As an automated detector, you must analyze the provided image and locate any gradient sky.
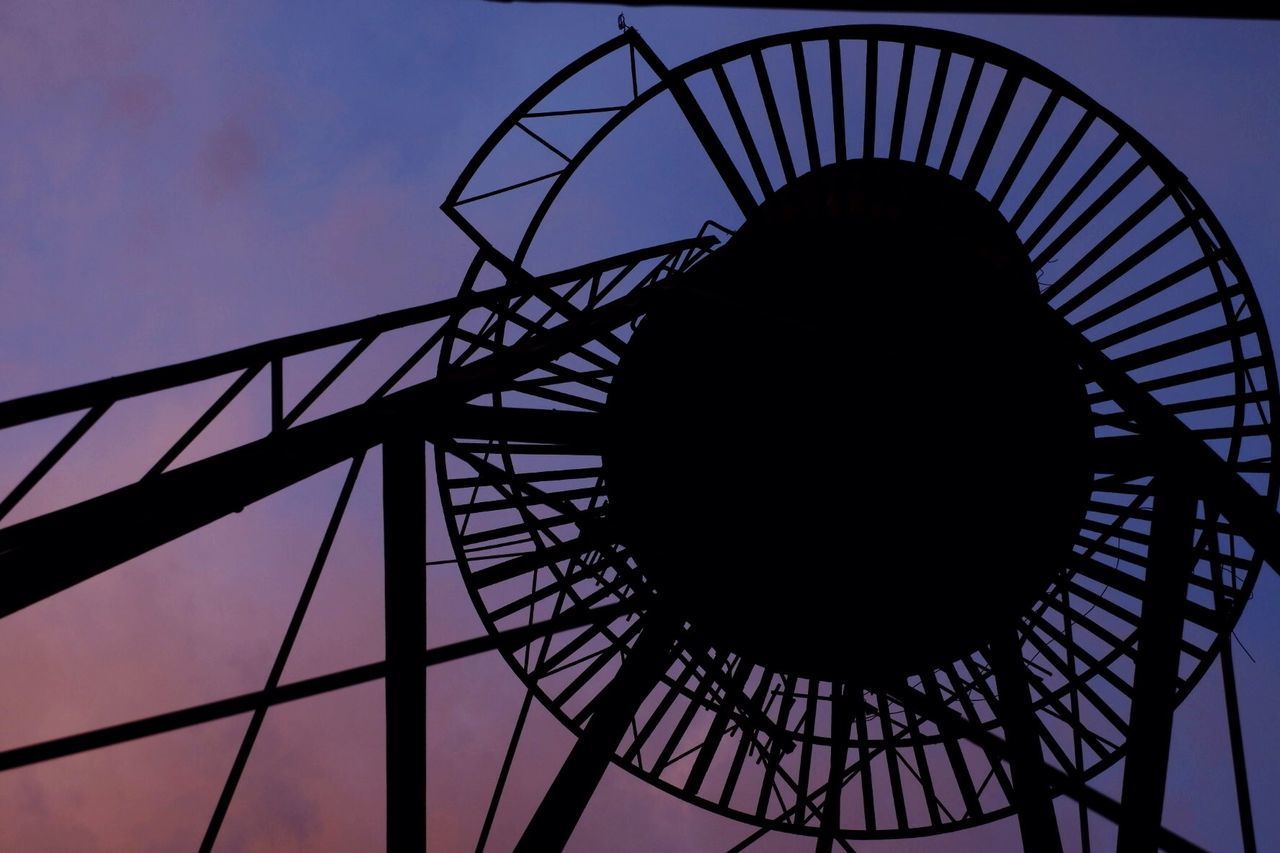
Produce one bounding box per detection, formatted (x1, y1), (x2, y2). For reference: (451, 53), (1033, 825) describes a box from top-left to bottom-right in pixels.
(0, 1), (1278, 851)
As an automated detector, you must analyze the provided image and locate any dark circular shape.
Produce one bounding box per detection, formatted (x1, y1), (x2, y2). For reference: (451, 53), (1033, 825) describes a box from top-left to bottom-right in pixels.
(603, 159), (1093, 682)
(440, 24), (1279, 841)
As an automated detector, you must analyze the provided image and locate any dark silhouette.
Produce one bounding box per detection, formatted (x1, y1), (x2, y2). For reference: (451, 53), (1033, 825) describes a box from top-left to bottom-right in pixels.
(0, 24), (1273, 853)
(605, 158), (1091, 684)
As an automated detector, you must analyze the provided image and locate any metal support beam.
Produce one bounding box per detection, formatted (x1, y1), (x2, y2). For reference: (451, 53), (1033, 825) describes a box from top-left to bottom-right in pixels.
(199, 454), (365, 853)
(0, 403), (600, 619)
(1220, 640), (1257, 853)
(515, 624), (674, 852)
(1051, 309), (1280, 575)
(0, 237), (708, 619)
(815, 684), (849, 853)
(0, 598), (638, 774)
(1117, 480), (1196, 852)
(0, 237), (711, 431)
(5, 256), (1280, 624)
(384, 436), (427, 853)
(887, 680), (1207, 853)
(990, 633), (1064, 853)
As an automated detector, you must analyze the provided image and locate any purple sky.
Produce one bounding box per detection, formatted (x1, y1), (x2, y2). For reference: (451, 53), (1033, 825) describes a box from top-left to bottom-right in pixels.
(0, 1), (1278, 850)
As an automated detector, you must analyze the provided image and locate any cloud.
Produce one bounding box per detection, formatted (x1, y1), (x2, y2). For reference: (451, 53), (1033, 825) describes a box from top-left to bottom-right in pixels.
(0, 0), (137, 106)
(201, 115), (263, 198)
(104, 73), (170, 131)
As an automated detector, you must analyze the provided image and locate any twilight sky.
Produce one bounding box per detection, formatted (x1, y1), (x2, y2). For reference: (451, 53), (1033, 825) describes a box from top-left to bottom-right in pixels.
(0, 1), (1278, 851)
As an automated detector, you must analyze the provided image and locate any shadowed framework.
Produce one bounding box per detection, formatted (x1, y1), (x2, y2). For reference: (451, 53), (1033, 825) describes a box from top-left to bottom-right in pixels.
(0, 24), (1275, 853)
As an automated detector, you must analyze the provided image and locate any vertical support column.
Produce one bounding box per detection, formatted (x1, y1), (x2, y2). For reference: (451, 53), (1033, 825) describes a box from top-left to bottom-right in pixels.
(515, 623), (673, 853)
(1062, 586), (1093, 853)
(990, 633), (1064, 853)
(1208, 503), (1259, 853)
(1220, 639), (1257, 853)
(815, 683), (849, 853)
(384, 435), (426, 852)
(1117, 479), (1196, 853)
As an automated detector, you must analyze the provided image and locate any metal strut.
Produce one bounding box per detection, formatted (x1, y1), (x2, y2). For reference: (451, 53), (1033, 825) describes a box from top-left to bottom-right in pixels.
(515, 623), (675, 852)
(990, 633), (1064, 853)
(1117, 479), (1196, 851)
(384, 436), (427, 852)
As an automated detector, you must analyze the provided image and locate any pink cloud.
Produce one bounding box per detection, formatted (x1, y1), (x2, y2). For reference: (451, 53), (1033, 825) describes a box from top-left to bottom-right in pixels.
(201, 116), (263, 198)
(0, 0), (137, 105)
(104, 74), (170, 131)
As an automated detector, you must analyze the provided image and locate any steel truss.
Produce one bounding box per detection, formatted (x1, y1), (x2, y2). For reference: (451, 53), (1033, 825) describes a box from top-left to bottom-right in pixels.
(0, 24), (1275, 853)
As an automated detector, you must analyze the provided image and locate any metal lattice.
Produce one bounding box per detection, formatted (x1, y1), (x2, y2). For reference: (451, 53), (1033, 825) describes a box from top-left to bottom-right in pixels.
(0, 23), (1274, 853)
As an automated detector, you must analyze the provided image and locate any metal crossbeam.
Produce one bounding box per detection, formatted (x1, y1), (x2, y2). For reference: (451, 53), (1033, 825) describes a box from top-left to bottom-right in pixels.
(0, 600), (638, 773)
(1051, 310), (1280, 571)
(0, 267), (673, 618)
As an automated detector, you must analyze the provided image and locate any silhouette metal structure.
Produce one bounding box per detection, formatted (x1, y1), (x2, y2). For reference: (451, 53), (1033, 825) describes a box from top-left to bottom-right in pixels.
(0, 24), (1275, 852)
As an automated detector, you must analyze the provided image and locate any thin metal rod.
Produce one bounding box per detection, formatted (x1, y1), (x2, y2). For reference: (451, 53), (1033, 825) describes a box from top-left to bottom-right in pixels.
(815, 684), (848, 853)
(455, 169), (563, 206)
(476, 689), (535, 853)
(888, 42), (914, 161)
(270, 357), (283, 430)
(0, 403), (109, 522)
(829, 39), (846, 162)
(1219, 619), (1258, 852)
(713, 64), (773, 197)
(0, 598), (638, 773)
(751, 51), (796, 183)
(1009, 112), (1093, 230)
(283, 336), (375, 427)
(854, 695), (876, 831)
(791, 42), (821, 172)
(198, 453), (365, 853)
(963, 69), (1020, 186)
(515, 121), (572, 162)
(145, 365), (263, 479)
(938, 58), (983, 175)
(0, 236), (708, 431)
(863, 40), (877, 158)
(915, 49), (950, 163)
(525, 106), (624, 117)
(991, 90), (1058, 208)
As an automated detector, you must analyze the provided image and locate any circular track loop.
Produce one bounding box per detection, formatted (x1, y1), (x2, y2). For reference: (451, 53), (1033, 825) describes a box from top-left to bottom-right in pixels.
(436, 26), (1278, 840)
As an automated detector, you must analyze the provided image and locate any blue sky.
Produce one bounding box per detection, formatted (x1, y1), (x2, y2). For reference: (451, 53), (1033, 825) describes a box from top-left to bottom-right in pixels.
(0, 2), (1277, 850)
